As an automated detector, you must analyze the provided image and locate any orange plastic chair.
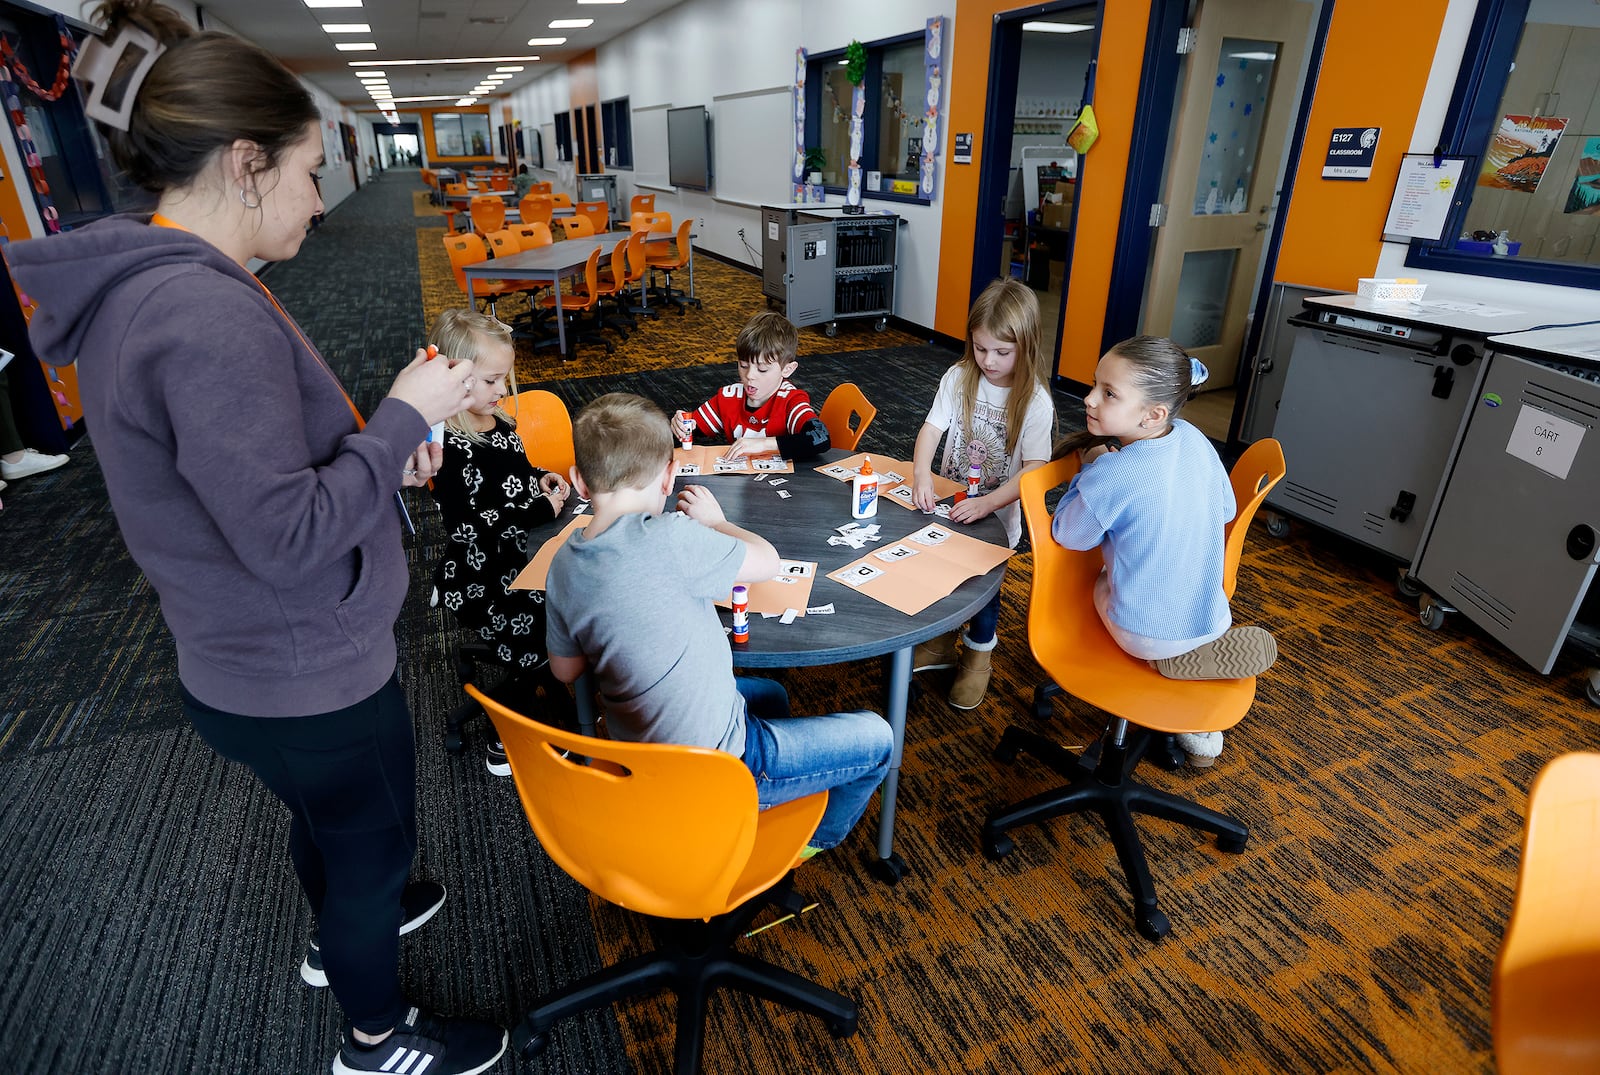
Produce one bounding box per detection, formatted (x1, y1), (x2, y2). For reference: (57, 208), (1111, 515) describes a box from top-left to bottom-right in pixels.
(558, 215), (596, 239)
(550, 192), (573, 208)
(1493, 752), (1600, 1075)
(511, 222), (553, 250)
(496, 389), (574, 477)
(518, 194), (554, 229)
(486, 228), (520, 259)
(628, 192), (656, 216)
(818, 382), (876, 451)
(644, 217), (700, 313)
(466, 684), (858, 1069)
(613, 229), (657, 320)
(529, 181), (553, 196)
(469, 194), (506, 238)
(488, 175), (511, 191)
(442, 232), (537, 319)
(535, 246), (613, 357)
(574, 200), (609, 235)
(630, 210), (671, 234)
(981, 439), (1286, 941)
(588, 236), (632, 339)
(443, 180), (468, 200)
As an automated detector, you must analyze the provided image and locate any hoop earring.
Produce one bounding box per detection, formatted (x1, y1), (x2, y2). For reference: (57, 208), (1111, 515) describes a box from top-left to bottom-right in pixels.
(239, 187), (262, 210)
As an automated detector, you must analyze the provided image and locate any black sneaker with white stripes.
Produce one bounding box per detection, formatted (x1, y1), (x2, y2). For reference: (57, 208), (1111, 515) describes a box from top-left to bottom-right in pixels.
(301, 879), (447, 987)
(331, 1006), (507, 1075)
(485, 740), (511, 777)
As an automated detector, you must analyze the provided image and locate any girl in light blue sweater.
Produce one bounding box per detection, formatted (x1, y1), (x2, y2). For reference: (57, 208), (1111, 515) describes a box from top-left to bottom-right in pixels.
(1050, 336), (1277, 765)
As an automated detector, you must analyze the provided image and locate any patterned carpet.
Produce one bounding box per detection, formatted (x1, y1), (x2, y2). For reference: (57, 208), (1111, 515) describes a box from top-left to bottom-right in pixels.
(4, 170), (1596, 1074)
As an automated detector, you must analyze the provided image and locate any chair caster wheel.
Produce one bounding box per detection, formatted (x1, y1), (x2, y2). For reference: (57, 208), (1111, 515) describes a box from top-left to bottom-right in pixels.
(1217, 833), (1248, 854)
(1136, 907), (1170, 942)
(444, 731), (464, 754)
(867, 852), (909, 885)
(981, 827), (1013, 861)
(827, 1013), (859, 1039)
(512, 1025), (551, 1060)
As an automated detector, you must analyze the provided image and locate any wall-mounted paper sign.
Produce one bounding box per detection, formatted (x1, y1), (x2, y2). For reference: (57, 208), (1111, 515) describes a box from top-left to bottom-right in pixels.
(1323, 126), (1380, 180)
(1506, 404), (1582, 480)
(953, 132), (972, 165)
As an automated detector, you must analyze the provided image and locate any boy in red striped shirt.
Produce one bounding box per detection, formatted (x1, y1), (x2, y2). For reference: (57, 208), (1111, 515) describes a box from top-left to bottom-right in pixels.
(677, 312), (832, 461)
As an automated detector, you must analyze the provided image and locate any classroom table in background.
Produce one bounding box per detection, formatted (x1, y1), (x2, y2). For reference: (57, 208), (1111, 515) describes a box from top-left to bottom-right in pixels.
(551, 449), (1011, 884)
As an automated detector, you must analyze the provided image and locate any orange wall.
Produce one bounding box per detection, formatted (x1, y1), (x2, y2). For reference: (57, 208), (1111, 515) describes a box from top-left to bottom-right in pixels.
(936, 0), (1152, 383)
(1273, 0), (1451, 288)
(568, 51), (600, 172)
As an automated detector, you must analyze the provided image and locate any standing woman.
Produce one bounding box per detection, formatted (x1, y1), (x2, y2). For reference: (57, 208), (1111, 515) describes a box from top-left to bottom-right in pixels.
(7, 3), (507, 1073)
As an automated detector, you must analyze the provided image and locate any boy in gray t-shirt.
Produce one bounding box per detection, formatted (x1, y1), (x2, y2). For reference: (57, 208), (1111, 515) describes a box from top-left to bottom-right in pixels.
(546, 393), (892, 855)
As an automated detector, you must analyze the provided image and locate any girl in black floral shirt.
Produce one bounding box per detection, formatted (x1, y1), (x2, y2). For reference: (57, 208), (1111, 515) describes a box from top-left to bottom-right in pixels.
(429, 309), (570, 774)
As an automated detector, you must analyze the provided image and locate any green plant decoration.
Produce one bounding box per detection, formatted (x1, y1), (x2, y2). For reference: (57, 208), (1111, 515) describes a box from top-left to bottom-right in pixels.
(845, 40), (867, 86)
(803, 147), (827, 172)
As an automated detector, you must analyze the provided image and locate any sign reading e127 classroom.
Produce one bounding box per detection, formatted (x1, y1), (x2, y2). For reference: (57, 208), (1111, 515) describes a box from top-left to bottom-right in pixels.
(1322, 127), (1381, 180)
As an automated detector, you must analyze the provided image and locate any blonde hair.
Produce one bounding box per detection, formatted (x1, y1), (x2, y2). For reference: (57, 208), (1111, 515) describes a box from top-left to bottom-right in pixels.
(572, 393), (673, 493)
(428, 307), (514, 445)
(954, 278), (1053, 457)
(736, 311), (799, 366)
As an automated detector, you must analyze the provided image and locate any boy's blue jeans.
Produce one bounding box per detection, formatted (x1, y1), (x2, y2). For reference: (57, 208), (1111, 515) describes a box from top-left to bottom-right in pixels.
(736, 676), (893, 850)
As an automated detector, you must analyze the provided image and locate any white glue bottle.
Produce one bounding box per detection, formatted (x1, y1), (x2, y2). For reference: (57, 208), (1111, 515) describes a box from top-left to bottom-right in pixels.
(851, 456), (879, 519)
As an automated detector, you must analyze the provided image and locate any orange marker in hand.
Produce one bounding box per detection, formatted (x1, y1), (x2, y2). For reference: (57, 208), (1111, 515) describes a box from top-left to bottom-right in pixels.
(425, 344), (446, 444)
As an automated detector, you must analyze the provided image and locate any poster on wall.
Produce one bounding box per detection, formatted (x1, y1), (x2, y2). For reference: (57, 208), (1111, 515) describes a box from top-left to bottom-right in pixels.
(1477, 114), (1568, 194)
(1563, 137), (1600, 215)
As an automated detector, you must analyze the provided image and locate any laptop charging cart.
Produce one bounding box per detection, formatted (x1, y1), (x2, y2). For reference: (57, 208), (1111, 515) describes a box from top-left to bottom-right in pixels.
(1407, 325), (1600, 703)
(760, 204), (899, 336)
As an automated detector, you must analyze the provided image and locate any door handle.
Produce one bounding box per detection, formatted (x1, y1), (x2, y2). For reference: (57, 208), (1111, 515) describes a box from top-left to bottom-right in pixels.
(1254, 221), (1269, 231)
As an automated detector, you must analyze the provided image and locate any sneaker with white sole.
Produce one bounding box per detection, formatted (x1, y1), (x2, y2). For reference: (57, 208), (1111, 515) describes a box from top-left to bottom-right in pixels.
(330, 1006), (507, 1075)
(0, 448), (68, 481)
(301, 879), (447, 987)
(485, 740), (511, 777)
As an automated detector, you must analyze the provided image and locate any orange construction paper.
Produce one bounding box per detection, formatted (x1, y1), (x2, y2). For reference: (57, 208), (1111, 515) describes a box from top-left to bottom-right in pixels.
(813, 452), (962, 508)
(674, 445), (794, 477)
(826, 522), (1011, 615)
(511, 514), (591, 591)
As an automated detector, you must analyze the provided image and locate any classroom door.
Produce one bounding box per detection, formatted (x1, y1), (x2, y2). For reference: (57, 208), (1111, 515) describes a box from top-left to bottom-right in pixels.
(1139, 0), (1311, 389)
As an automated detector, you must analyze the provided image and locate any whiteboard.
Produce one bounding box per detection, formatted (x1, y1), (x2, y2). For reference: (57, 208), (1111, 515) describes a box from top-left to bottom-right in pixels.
(633, 103), (672, 189)
(712, 86), (791, 208)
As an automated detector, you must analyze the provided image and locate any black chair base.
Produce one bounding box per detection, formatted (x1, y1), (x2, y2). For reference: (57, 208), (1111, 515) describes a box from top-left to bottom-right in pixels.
(511, 873), (858, 1074)
(982, 722), (1248, 942)
(446, 643), (576, 753)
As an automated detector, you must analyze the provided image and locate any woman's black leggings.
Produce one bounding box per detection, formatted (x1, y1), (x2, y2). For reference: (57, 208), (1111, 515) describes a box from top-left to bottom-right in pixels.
(183, 675), (417, 1034)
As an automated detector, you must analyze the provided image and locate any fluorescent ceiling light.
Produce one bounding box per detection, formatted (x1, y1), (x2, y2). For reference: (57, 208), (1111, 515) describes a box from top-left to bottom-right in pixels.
(1227, 51), (1278, 61)
(495, 66), (524, 72)
(1021, 21), (1093, 33)
(356, 70), (386, 78)
(321, 23), (370, 32)
(455, 98), (478, 106)
(526, 37), (567, 45)
(386, 95), (468, 103)
(550, 19), (593, 28)
(304, 0), (362, 7)
(335, 42), (378, 51)
(349, 56), (541, 66)
(578, 0), (626, 4)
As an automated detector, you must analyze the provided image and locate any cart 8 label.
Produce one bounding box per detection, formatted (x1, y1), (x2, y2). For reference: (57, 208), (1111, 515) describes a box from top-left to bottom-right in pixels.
(1506, 404), (1583, 480)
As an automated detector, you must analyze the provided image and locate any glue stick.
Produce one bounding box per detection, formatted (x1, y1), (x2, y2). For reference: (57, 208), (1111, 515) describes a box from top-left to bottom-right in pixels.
(966, 459), (983, 500)
(424, 344), (446, 445)
(851, 457), (879, 520)
(674, 410), (696, 450)
(731, 585), (750, 643)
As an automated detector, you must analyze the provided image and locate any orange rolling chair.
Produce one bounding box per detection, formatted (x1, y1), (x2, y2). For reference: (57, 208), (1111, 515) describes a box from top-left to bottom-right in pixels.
(613, 229), (658, 320)
(496, 389), (574, 478)
(550, 192), (573, 208)
(574, 200), (610, 235)
(644, 217), (700, 313)
(630, 210), (671, 234)
(529, 181), (552, 196)
(1493, 752), (1600, 1075)
(819, 383), (876, 451)
(443, 179), (468, 200)
(488, 175), (511, 191)
(485, 228), (520, 259)
(557, 215), (595, 240)
(628, 192), (656, 216)
(586, 236), (633, 339)
(442, 232), (538, 320)
(466, 685), (859, 1073)
(518, 193), (554, 229)
(981, 438), (1286, 941)
(535, 246), (613, 358)
(469, 194), (506, 238)
(511, 222), (553, 250)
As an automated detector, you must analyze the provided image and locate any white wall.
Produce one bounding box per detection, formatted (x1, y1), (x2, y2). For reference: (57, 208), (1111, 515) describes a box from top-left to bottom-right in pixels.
(1375, 0), (1597, 319)
(505, 0), (952, 331)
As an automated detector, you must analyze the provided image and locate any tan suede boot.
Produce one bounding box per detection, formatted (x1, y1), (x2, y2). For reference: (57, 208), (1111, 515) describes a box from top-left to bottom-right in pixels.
(912, 631), (960, 672)
(948, 644), (994, 710)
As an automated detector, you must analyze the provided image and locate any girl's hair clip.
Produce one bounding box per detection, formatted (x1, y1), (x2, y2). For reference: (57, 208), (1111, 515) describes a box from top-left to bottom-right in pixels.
(1189, 356), (1210, 387)
(72, 23), (166, 133)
